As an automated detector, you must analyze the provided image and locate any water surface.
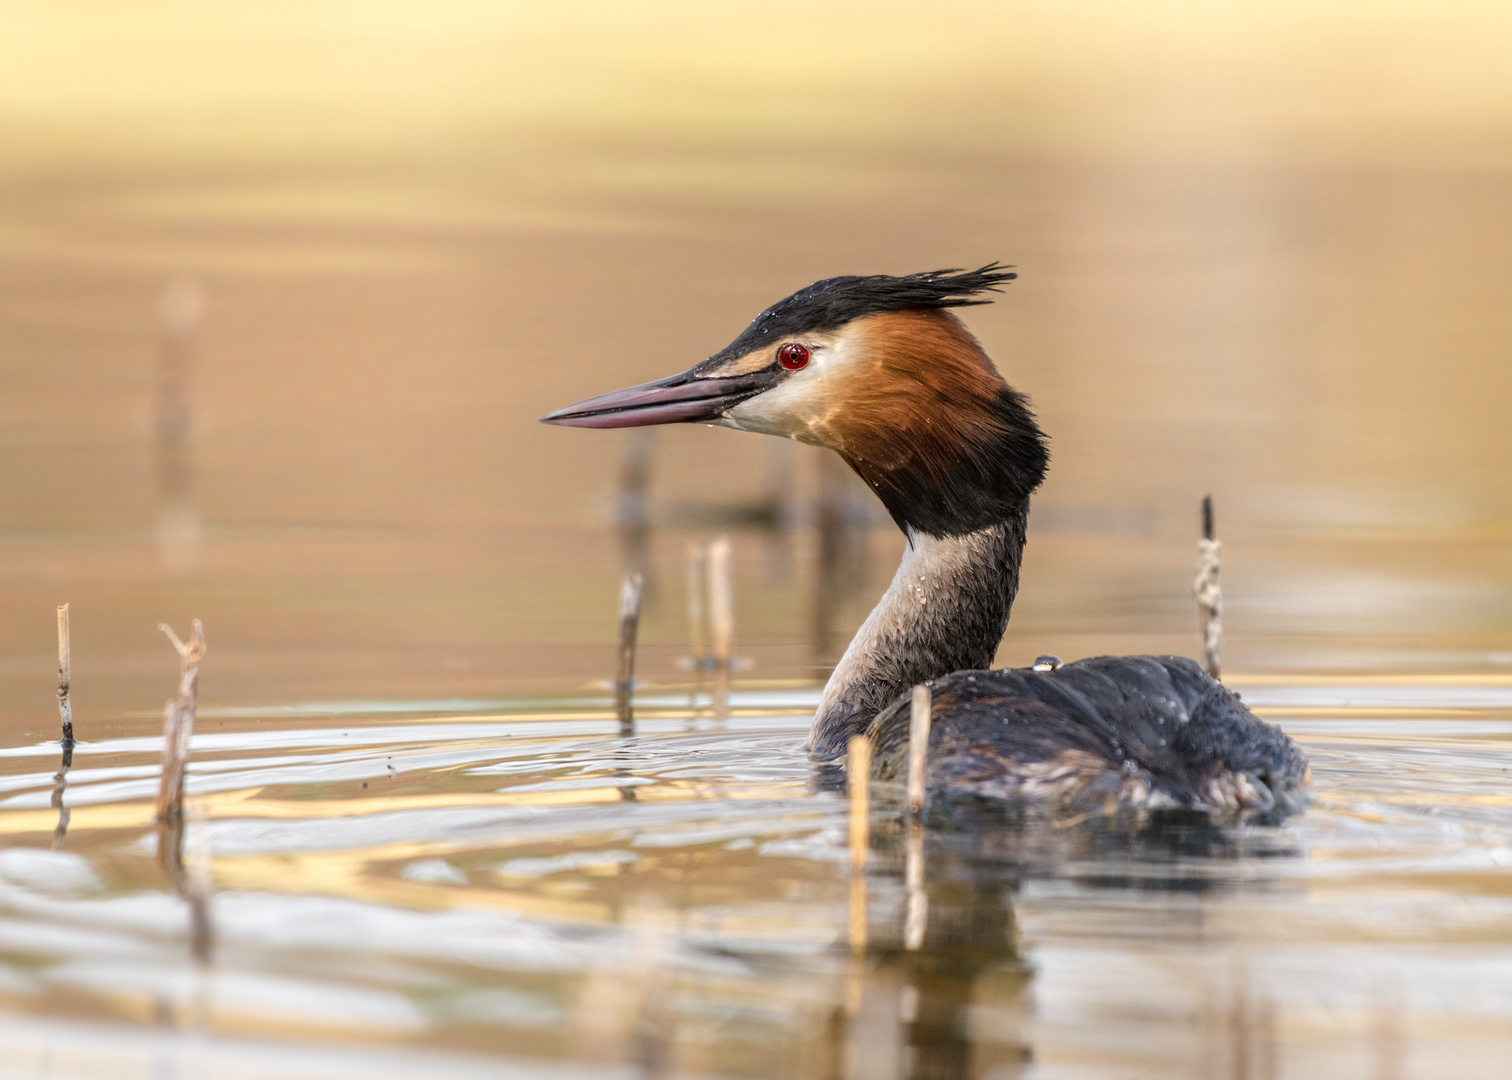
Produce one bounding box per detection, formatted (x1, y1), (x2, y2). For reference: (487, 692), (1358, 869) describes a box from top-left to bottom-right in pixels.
(0, 682), (1509, 1078)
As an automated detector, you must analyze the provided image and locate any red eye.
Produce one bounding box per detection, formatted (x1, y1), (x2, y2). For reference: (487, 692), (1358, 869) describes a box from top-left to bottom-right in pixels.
(778, 343), (810, 370)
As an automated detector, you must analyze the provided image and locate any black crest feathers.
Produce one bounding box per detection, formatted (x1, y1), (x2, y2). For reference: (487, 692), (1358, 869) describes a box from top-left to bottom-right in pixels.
(707, 264), (1016, 365)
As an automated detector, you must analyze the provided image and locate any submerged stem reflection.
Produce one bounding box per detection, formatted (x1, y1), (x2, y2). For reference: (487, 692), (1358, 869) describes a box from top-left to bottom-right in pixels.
(49, 739), (72, 851)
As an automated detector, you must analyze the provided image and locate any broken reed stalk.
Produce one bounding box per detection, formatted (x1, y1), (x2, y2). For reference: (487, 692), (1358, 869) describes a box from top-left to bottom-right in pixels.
(156, 617), (209, 972)
(56, 604), (74, 746)
(1194, 495), (1223, 679)
(156, 620), (206, 833)
(902, 684), (932, 950)
(150, 618), (217, 974)
(847, 734), (872, 954)
(616, 572), (644, 737)
(906, 684), (931, 819)
(51, 601), (76, 848)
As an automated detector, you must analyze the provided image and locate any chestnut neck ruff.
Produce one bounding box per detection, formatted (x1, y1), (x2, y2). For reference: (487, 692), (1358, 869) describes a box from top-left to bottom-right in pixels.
(821, 309), (1047, 539)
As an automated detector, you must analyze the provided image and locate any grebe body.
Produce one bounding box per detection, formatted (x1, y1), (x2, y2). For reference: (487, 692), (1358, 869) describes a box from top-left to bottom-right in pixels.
(869, 657), (1307, 815)
(543, 265), (1308, 816)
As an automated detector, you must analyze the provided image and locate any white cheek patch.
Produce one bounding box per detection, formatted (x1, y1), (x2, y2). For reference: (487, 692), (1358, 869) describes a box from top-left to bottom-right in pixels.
(725, 377), (817, 438)
(724, 331), (864, 442)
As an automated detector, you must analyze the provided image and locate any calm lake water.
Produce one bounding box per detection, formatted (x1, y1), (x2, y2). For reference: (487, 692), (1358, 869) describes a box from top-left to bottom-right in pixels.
(2, 688), (1512, 1078)
(0, 4), (1510, 1077)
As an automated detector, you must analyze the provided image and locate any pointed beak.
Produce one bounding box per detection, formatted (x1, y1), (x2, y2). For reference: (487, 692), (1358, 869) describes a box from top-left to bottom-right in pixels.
(540, 367), (775, 429)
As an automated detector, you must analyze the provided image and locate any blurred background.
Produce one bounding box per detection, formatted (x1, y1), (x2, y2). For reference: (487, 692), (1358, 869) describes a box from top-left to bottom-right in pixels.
(0, 0), (1509, 740)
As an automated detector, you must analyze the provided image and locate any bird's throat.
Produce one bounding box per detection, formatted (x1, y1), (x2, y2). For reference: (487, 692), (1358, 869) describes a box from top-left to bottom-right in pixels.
(808, 503), (1030, 757)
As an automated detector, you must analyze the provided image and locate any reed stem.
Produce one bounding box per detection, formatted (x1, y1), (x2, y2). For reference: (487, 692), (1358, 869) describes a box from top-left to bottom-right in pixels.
(1195, 495), (1223, 679)
(156, 619), (206, 832)
(906, 684), (931, 819)
(902, 685), (931, 949)
(55, 604), (73, 746)
(156, 618), (210, 975)
(616, 572), (644, 736)
(846, 734), (872, 954)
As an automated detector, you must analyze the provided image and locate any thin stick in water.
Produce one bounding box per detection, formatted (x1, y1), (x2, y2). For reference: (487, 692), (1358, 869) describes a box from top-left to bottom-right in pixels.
(906, 684), (931, 819)
(156, 615), (208, 978)
(903, 684), (931, 949)
(616, 572), (644, 737)
(156, 620), (207, 832)
(152, 622), (215, 983)
(56, 604), (73, 746)
(846, 734), (872, 954)
(1194, 495), (1223, 679)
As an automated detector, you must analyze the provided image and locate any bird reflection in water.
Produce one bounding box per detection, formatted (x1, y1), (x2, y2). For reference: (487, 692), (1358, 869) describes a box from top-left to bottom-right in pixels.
(821, 805), (1298, 1080)
(827, 813), (1028, 1080)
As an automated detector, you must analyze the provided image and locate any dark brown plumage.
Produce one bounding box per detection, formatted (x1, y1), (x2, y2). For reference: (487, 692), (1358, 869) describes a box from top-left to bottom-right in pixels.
(869, 656), (1309, 816)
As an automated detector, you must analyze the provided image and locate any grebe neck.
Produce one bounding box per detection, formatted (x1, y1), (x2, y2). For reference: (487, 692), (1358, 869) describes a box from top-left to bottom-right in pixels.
(809, 501), (1030, 757)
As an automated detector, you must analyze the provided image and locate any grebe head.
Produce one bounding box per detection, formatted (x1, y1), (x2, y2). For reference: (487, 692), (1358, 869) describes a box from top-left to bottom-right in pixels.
(541, 264), (1049, 536)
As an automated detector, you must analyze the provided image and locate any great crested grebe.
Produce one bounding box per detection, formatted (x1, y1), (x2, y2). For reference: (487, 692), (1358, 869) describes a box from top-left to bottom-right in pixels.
(543, 266), (1309, 816)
